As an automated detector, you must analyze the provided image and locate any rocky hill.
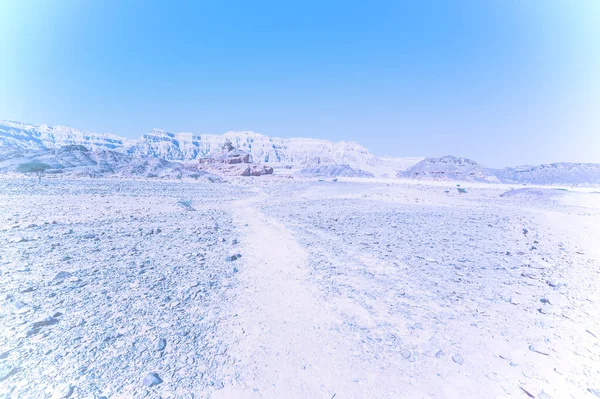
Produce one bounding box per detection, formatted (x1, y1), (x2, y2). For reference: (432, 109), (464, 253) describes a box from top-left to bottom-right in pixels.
(400, 155), (600, 185)
(496, 163), (600, 185)
(399, 155), (500, 182)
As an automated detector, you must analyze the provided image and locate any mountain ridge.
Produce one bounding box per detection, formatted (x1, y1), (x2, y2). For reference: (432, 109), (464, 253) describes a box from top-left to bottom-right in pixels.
(401, 155), (600, 185)
(0, 120), (411, 176)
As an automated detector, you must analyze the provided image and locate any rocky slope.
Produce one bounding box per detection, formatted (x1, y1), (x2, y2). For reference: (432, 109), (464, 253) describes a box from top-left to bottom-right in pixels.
(0, 145), (221, 181)
(295, 164), (374, 178)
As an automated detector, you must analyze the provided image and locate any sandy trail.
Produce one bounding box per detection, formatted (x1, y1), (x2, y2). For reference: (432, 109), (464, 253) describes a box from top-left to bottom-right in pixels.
(215, 192), (397, 399)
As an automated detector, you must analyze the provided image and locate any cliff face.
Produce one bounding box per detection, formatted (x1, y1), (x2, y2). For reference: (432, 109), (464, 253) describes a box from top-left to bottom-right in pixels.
(1, 121), (383, 169)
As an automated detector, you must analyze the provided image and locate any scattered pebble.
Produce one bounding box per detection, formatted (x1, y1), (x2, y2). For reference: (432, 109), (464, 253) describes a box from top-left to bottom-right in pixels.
(51, 383), (74, 399)
(143, 372), (163, 387)
(156, 338), (167, 351)
(0, 365), (19, 382)
(54, 271), (72, 280)
(588, 388), (600, 398)
(529, 344), (550, 356)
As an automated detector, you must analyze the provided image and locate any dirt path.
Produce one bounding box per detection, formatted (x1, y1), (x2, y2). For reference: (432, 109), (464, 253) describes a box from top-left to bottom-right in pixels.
(215, 193), (396, 399)
(214, 185), (600, 399)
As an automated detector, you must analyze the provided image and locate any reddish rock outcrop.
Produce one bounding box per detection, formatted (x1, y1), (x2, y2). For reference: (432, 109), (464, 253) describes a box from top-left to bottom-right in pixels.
(198, 140), (273, 176)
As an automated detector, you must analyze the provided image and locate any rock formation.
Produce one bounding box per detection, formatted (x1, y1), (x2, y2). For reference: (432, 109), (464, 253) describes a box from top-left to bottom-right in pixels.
(198, 140), (274, 176)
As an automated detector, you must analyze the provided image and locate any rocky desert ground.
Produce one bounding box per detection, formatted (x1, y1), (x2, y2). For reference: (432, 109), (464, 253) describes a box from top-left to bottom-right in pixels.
(1, 177), (599, 399)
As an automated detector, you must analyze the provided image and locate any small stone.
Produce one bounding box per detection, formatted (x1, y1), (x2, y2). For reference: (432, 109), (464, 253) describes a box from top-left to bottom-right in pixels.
(54, 271), (72, 280)
(143, 372), (162, 387)
(0, 365), (19, 382)
(225, 254), (241, 262)
(452, 354), (463, 365)
(509, 296), (521, 305)
(546, 280), (565, 288)
(588, 388), (600, 398)
(51, 383), (74, 399)
(156, 338), (167, 351)
(435, 350), (443, 358)
(233, 267), (239, 273)
(520, 387), (535, 398)
(20, 286), (35, 293)
(214, 381), (224, 390)
(401, 350), (411, 359)
(529, 343), (550, 356)
(31, 316), (58, 329)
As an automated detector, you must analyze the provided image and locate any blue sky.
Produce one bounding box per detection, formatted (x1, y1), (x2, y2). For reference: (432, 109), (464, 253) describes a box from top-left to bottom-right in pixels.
(0, 0), (598, 167)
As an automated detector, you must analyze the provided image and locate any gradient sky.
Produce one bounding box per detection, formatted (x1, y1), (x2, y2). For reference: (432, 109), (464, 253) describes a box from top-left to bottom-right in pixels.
(0, 0), (598, 167)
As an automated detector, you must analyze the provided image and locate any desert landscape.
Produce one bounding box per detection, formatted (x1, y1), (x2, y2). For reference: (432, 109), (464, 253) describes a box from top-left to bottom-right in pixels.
(1, 172), (599, 398)
(3, 1), (599, 397)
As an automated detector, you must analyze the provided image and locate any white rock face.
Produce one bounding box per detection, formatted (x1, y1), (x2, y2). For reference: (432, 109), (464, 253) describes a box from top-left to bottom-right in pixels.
(0, 121), (391, 172)
(0, 120), (132, 151)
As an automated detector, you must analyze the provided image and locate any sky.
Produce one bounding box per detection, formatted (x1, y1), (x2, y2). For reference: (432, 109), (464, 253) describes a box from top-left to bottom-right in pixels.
(0, 0), (598, 167)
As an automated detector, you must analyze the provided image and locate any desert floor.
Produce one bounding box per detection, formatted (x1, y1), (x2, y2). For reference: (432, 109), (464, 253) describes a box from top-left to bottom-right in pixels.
(1, 177), (599, 399)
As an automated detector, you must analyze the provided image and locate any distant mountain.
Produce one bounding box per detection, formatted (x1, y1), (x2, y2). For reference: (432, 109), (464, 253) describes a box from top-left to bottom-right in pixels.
(400, 155), (600, 185)
(0, 120), (407, 175)
(4, 120), (598, 185)
(296, 164), (374, 178)
(399, 155), (500, 182)
(496, 163), (600, 185)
